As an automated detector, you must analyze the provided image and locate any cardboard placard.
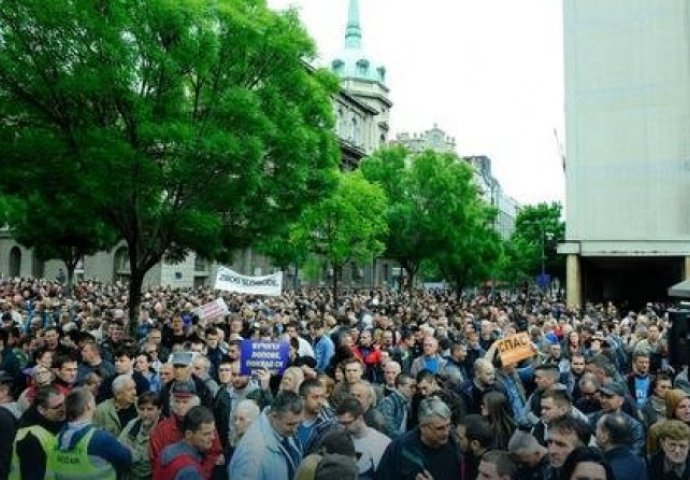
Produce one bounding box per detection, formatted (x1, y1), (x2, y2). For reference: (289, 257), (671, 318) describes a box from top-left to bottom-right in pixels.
(193, 298), (229, 321)
(497, 332), (535, 366)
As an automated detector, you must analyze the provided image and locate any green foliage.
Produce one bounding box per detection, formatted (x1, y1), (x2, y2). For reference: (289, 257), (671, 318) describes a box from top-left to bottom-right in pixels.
(294, 170), (388, 302)
(361, 147), (501, 293)
(0, 0), (340, 326)
(501, 202), (566, 284)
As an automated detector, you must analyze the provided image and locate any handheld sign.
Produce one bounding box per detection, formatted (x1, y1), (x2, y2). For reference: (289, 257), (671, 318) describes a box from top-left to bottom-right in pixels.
(193, 298), (229, 321)
(239, 340), (290, 376)
(497, 332), (535, 366)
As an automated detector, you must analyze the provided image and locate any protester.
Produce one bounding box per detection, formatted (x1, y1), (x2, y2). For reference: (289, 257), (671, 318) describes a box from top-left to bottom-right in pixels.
(118, 392), (162, 480)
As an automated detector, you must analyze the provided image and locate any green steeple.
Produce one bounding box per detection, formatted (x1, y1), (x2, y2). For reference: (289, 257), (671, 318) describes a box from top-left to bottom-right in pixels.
(331, 0), (386, 85)
(345, 0), (362, 49)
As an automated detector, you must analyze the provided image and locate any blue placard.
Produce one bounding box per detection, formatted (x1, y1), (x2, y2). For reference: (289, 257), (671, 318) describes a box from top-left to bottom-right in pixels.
(239, 340), (290, 375)
(536, 273), (551, 289)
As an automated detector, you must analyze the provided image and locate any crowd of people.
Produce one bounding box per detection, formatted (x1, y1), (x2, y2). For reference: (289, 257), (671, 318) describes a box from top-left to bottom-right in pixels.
(0, 277), (687, 480)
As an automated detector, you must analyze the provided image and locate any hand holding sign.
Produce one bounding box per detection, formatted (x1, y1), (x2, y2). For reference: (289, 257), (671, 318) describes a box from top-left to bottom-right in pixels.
(496, 332), (536, 366)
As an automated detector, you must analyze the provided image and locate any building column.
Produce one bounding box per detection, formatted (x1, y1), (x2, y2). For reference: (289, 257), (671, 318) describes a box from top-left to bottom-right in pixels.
(566, 254), (582, 309)
(685, 257), (690, 280)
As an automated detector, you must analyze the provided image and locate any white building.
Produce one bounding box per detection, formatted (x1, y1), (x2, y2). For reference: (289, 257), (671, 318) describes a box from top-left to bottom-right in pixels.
(558, 0), (690, 307)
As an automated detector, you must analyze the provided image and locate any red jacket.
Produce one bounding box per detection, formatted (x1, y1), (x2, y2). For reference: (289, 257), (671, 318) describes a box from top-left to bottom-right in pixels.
(150, 415), (222, 480)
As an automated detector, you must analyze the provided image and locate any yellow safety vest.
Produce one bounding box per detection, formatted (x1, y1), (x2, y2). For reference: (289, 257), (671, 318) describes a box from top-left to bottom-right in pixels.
(9, 424), (57, 480)
(51, 427), (117, 480)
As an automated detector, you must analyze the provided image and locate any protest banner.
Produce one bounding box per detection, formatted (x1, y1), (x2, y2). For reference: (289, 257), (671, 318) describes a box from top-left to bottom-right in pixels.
(497, 332), (535, 366)
(214, 266), (283, 296)
(239, 340), (290, 375)
(193, 298), (229, 321)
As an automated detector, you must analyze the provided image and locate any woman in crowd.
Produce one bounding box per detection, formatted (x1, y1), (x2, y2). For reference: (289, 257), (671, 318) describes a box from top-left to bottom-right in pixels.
(481, 391), (518, 450)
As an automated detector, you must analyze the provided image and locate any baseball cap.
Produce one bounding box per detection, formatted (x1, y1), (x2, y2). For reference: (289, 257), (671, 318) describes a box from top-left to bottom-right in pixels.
(171, 351), (194, 367)
(599, 380), (626, 397)
(171, 380), (197, 398)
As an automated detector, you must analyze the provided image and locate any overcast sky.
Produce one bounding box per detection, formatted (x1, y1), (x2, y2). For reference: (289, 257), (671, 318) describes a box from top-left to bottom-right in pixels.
(266, 0), (566, 206)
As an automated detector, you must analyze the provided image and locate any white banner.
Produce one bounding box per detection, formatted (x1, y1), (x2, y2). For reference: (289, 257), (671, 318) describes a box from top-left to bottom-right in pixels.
(193, 298), (229, 320)
(214, 266), (283, 296)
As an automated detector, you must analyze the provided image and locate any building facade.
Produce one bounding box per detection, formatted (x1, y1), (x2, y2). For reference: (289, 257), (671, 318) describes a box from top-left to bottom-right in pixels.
(558, 0), (690, 307)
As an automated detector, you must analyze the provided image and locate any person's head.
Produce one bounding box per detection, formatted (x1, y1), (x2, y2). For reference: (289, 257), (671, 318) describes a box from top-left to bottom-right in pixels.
(395, 373), (416, 399)
(418, 397), (452, 449)
(666, 389), (690, 423)
(171, 315), (184, 333)
(182, 406), (216, 453)
(279, 367), (305, 393)
(343, 358), (363, 384)
(658, 419), (690, 465)
(65, 387), (96, 422)
(52, 353), (78, 385)
(481, 391), (512, 421)
(457, 414), (493, 456)
(230, 361), (250, 390)
(416, 369), (440, 397)
(381, 329), (394, 348)
(171, 352), (194, 381)
(136, 392), (161, 427)
(534, 364), (559, 391)
(540, 387), (571, 424)
(508, 430), (547, 468)
(134, 352), (152, 374)
(349, 380), (375, 411)
(570, 354), (586, 375)
(652, 373), (673, 400)
(111, 374), (137, 407)
(545, 415), (591, 468)
(32, 365), (55, 387)
(422, 336), (439, 357)
(598, 381), (625, 413)
(477, 450), (518, 480)
(159, 363), (174, 385)
(648, 324), (660, 342)
(217, 358), (233, 386)
(595, 413), (631, 450)
(309, 319), (326, 339)
(558, 447), (614, 480)
(192, 356), (211, 378)
(299, 379), (326, 416)
(114, 346), (136, 375)
(80, 341), (100, 364)
(358, 329), (373, 347)
(549, 343), (562, 360)
(148, 328), (162, 345)
(269, 391), (303, 437)
(44, 327), (60, 349)
(632, 351), (650, 376)
(170, 381), (201, 418)
(35, 384), (66, 422)
(383, 361), (401, 387)
(336, 396), (366, 437)
(232, 399), (260, 438)
(474, 359), (495, 388)
(34, 348), (54, 369)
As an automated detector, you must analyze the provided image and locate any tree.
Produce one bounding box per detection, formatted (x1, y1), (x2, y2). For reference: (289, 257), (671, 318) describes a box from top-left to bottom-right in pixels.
(406, 151), (501, 295)
(0, 0), (340, 333)
(294, 170), (388, 304)
(5, 193), (117, 292)
(360, 146), (436, 290)
(255, 226), (308, 290)
(506, 202), (566, 286)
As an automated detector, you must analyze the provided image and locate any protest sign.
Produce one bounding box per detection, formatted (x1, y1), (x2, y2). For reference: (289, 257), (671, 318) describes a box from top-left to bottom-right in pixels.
(239, 340), (290, 375)
(193, 298), (229, 321)
(214, 266), (283, 296)
(497, 332), (535, 366)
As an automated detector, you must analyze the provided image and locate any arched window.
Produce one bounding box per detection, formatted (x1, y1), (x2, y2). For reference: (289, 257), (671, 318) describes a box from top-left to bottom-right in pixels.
(8, 247), (21, 277)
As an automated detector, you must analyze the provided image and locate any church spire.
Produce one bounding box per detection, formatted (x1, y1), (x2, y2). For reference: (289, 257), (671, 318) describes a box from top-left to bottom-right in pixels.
(345, 0), (362, 49)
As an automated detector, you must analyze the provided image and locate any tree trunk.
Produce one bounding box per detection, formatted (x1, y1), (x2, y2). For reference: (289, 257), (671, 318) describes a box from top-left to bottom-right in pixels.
(65, 264), (75, 298)
(403, 263), (418, 295)
(127, 266), (145, 339)
(293, 264), (299, 290)
(332, 264), (341, 307)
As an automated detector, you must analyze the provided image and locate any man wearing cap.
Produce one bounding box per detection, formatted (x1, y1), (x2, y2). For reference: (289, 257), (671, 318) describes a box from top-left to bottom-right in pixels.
(150, 380), (223, 479)
(588, 379), (646, 455)
(160, 351), (212, 416)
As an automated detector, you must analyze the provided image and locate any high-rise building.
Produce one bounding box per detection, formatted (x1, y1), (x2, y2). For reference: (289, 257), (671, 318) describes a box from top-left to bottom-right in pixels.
(559, 0), (690, 307)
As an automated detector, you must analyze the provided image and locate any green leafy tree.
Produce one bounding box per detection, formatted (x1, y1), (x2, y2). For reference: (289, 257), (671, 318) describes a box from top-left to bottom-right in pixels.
(403, 151), (501, 294)
(294, 170), (388, 304)
(506, 202), (566, 285)
(0, 0), (340, 332)
(255, 226), (308, 290)
(360, 146), (435, 290)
